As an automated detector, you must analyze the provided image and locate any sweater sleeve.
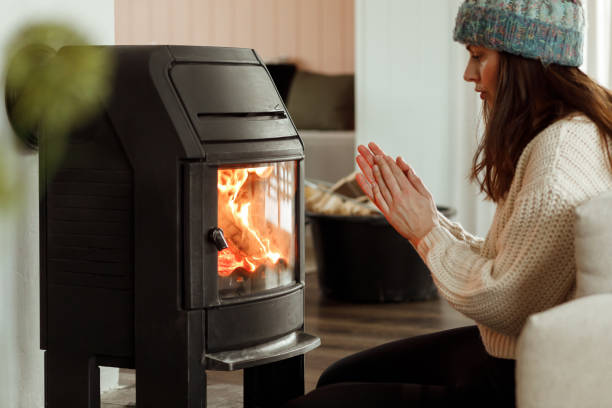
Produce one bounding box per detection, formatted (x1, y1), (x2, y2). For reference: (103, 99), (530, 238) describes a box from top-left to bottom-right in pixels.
(419, 186), (576, 337)
(437, 210), (484, 254)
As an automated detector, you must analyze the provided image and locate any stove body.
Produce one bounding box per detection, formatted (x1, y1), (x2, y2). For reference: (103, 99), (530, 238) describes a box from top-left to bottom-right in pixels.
(39, 45), (318, 408)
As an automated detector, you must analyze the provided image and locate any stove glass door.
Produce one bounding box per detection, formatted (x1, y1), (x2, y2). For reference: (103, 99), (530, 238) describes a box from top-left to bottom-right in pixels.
(217, 161), (297, 298)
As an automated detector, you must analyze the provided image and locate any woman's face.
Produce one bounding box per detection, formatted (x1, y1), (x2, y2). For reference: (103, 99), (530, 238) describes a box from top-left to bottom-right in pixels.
(463, 45), (500, 107)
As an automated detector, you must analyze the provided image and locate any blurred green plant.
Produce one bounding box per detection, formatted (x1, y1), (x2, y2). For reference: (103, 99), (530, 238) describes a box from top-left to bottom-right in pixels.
(2, 22), (114, 207)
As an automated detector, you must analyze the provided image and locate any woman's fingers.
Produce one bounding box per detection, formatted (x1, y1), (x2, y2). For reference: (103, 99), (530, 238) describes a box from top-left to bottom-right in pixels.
(356, 155), (375, 183)
(368, 142), (386, 156)
(357, 172), (389, 214)
(372, 163), (393, 207)
(357, 142), (388, 170)
(357, 145), (375, 167)
(395, 156), (410, 173)
(397, 156), (433, 199)
(357, 144), (431, 203)
(395, 156), (421, 193)
(384, 155), (414, 193)
(355, 173), (374, 200)
(371, 180), (390, 214)
(374, 155), (402, 197)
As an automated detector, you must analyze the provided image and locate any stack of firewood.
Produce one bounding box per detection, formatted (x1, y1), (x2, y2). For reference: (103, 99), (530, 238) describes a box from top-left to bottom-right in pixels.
(305, 172), (379, 216)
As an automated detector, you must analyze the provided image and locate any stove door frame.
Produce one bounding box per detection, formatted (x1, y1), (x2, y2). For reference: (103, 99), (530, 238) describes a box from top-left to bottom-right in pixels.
(182, 142), (306, 310)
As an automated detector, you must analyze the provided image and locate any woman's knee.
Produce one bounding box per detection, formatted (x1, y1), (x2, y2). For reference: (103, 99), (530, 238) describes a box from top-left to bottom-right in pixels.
(315, 346), (387, 388)
(315, 358), (345, 388)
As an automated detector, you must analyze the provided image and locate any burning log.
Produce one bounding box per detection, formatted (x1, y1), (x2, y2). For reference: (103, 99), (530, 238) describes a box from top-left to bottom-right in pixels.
(218, 267), (252, 297)
(217, 164), (294, 282)
(251, 265), (274, 292)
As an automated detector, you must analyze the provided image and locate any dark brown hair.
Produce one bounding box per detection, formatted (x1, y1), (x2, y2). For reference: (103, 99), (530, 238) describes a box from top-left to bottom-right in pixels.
(470, 52), (612, 202)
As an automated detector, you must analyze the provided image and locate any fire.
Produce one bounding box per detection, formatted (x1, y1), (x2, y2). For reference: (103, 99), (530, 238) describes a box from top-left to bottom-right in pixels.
(217, 166), (288, 277)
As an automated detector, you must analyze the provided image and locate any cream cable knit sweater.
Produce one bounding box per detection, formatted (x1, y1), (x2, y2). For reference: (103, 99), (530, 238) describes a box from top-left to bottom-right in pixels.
(417, 115), (612, 359)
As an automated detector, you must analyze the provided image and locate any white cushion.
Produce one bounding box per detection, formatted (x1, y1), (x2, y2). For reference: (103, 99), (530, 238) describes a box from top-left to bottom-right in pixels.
(516, 294), (612, 408)
(575, 191), (612, 297)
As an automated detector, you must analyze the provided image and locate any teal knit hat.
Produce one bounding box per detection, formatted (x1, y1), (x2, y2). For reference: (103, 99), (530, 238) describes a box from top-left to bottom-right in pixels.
(453, 0), (585, 66)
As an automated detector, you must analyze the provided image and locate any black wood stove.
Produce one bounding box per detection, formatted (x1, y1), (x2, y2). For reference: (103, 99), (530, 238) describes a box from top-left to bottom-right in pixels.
(39, 45), (320, 408)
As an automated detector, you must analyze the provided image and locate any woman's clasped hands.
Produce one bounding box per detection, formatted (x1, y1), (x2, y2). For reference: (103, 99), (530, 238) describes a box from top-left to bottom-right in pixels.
(355, 142), (440, 247)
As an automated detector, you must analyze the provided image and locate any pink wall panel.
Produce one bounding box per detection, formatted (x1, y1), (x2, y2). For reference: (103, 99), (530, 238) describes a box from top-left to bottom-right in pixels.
(114, 0), (354, 73)
(295, 0), (322, 71)
(150, 0), (170, 44)
(253, 0), (278, 61)
(322, 0), (344, 72)
(191, 0), (213, 44)
(114, 0), (129, 43)
(212, 0), (234, 46)
(343, 0), (355, 73)
(277, 0), (299, 61)
(233, 0), (255, 49)
(170, 0), (191, 44)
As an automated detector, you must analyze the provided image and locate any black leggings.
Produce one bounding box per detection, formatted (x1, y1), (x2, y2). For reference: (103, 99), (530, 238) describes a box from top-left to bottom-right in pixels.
(284, 326), (515, 408)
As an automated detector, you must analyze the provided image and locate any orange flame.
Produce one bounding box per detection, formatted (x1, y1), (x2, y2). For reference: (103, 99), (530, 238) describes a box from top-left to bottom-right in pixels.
(217, 166), (286, 277)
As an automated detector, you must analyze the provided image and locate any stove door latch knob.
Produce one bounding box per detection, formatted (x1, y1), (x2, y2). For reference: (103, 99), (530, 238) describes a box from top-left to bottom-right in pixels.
(209, 227), (229, 251)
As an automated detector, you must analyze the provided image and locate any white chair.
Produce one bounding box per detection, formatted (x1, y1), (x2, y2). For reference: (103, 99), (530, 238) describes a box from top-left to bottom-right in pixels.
(516, 191), (612, 408)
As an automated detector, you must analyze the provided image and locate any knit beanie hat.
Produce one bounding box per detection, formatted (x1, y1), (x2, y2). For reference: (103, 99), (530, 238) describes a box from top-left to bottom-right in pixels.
(453, 0), (585, 66)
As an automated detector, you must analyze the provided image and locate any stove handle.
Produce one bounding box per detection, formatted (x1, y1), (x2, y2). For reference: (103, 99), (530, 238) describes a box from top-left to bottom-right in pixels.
(209, 227), (229, 251)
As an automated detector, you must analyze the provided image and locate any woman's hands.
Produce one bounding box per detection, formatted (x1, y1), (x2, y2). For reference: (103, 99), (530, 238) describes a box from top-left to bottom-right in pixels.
(355, 142), (440, 247)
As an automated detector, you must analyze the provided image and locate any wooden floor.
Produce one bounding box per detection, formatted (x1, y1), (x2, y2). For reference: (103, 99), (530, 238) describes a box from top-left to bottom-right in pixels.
(101, 239), (474, 407)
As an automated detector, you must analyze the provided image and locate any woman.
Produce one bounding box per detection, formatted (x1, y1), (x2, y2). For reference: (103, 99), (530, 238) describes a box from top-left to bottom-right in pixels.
(286, 0), (612, 407)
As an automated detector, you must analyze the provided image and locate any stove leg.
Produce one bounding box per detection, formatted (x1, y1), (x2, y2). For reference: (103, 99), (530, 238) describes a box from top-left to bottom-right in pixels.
(44, 350), (100, 408)
(243, 355), (305, 408)
(136, 361), (206, 408)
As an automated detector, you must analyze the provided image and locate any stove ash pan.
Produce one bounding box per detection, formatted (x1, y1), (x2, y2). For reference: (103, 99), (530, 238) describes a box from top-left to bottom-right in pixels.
(38, 45), (319, 408)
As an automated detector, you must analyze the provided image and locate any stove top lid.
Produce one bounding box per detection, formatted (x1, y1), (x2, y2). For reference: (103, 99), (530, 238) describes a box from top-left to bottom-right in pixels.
(168, 47), (298, 144)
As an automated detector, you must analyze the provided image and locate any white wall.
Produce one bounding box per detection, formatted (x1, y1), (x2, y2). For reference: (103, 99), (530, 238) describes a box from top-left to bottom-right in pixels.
(356, 0), (453, 206)
(356, 0), (495, 236)
(584, 0), (612, 89)
(1, 1), (115, 407)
